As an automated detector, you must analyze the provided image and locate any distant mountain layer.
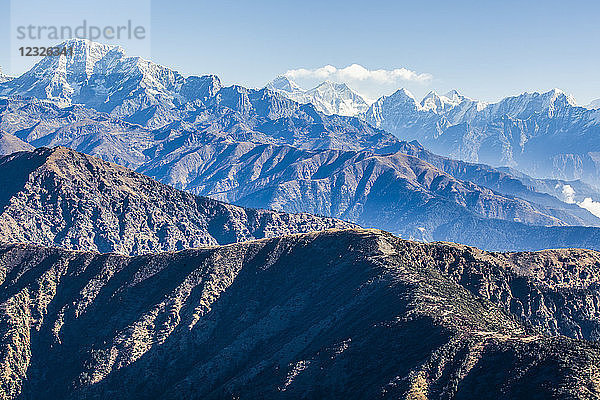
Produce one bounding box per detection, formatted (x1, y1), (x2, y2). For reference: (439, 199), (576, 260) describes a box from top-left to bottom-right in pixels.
(0, 132), (34, 155)
(139, 139), (600, 251)
(364, 87), (600, 185)
(0, 40), (394, 154)
(0, 97), (157, 167)
(1, 229), (600, 399)
(0, 88), (400, 158)
(0, 147), (355, 255)
(396, 141), (600, 220)
(3, 94), (600, 250)
(264, 76), (600, 186)
(266, 76), (369, 116)
(586, 99), (600, 110)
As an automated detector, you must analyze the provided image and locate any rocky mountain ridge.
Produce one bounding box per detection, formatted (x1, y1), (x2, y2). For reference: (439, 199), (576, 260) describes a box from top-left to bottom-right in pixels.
(0, 87), (401, 159)
(0, 229), (599, 399)
(137, 138), (600, 246)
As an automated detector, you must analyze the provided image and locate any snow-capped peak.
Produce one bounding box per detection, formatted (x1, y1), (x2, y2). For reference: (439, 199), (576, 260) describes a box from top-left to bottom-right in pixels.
(307, 81), (358, 99)
(443, 89), (472, 105)
(420, 91), (442, 111)
(0, 39), (188, 122)
(305, 81), (369, 116)
(388, 88), (418, 104)
(265, 77), (369, 116)
(48, 39), (121, 78)
(266, 75), (304, 93)
(420, 90), (465, 113)
(545, 88), (577, 107)
(312, 80), (350, 91)
(480, 88), (578, 120)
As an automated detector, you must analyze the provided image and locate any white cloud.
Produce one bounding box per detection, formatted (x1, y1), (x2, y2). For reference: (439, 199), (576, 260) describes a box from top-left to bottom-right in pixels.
(558, 184), (576, 203)
(284, 64), (433, 84)
(578, 197), (600, 218)
(556, 183), (600, 218)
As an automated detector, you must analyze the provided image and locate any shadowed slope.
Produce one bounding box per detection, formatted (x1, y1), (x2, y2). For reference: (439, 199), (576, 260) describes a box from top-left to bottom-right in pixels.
(0, 229), (599, 399)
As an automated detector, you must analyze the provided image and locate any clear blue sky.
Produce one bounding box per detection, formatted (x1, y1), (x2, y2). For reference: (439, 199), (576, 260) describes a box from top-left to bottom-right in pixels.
(1, 0), (599, 103)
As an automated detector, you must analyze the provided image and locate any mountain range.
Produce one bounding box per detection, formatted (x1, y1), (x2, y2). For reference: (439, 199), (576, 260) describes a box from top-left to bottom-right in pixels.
(0, 40), (600, 185)
(5, 96), (600, 249)
(0, 40), (392, 155)
(2, 40), (600, 251)
(267, 75), (600, 187)
(6, 39), (599, 188)
(363, 87), (600, 185)
(139, 138), (600, 248)
(2, 143), (600, 252)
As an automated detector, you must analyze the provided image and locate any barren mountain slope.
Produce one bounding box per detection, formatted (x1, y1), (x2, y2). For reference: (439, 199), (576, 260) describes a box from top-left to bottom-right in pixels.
(0, 229), (599, 399)
(0, 147), (355, 255)
(0, 132), (34, 155)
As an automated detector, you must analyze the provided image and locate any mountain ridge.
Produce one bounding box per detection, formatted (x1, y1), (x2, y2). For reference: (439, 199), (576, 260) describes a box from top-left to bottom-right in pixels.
(0, 146), (356, 255)
(4, 94), (600, 251)
(1, 229), (600, 399)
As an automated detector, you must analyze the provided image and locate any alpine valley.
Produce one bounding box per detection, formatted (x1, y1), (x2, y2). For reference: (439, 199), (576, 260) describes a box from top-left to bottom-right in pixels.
(1, 39), (600, 399)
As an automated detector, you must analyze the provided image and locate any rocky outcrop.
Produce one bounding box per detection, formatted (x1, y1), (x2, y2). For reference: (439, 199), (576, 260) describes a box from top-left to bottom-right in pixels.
(0, 229), (599, 399)
(0, 97), (155, 169)
(393, 238), (600, 341)
(0, 147), (356, 255)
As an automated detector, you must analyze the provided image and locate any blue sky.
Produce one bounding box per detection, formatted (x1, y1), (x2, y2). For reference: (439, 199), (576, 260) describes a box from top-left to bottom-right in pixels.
(1, 0), (599, 103)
